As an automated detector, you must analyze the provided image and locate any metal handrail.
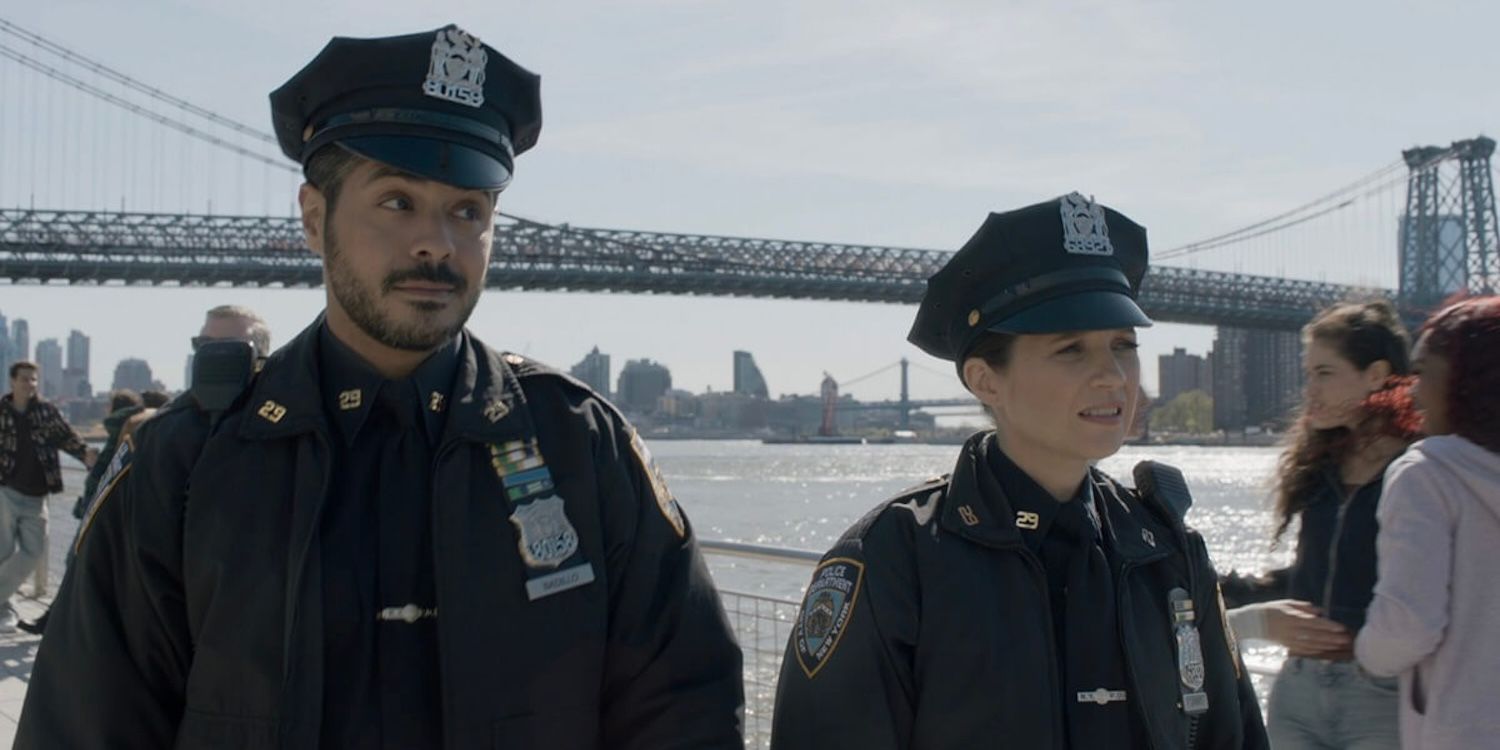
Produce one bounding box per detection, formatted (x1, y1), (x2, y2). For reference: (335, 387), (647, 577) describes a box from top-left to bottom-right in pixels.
(698, 539), (824, 565)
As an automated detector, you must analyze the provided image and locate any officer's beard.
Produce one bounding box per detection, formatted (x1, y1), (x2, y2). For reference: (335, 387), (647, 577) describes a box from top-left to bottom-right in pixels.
(322, 221), (480, 352)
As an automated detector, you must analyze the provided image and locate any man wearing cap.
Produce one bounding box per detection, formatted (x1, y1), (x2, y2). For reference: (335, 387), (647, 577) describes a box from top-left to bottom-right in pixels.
(770, 194), (1267, 749)
(18, 25), (743, 749)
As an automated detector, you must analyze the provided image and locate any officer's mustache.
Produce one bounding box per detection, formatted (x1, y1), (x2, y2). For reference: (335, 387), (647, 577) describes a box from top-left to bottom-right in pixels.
(382, 263), (468, 295)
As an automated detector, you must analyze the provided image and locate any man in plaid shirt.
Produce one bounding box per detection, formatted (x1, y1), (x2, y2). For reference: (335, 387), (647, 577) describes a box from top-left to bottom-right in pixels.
(0, 361), (95, 631)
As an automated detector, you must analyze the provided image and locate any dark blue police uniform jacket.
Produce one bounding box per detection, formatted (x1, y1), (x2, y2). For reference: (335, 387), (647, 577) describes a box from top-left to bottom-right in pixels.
(770, 431), (1268, 750)
(15, 320), (745, 750)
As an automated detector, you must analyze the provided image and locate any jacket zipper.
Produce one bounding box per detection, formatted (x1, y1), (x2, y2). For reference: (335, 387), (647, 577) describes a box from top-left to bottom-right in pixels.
(1320, 477), (1359, 616)
(430, 437), (462, 750)
(1115, 562), (1171, 750)
(1017, 548), (1067, 749)
(282, 428), (335, 750)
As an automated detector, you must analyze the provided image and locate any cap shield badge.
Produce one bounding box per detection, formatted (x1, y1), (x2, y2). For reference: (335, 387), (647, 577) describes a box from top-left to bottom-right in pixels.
(424, 26), (487, 108)
(1060, 192), (1114, 256)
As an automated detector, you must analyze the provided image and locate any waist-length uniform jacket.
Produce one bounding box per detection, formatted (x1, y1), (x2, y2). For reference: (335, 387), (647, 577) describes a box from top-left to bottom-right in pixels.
(771, 432), (1268, 749)
(15, 323), (745, 750)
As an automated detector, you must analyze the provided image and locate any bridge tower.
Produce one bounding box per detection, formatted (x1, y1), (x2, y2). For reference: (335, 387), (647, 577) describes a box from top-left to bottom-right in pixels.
(1400, 136), (1500, 309)
(898, 358), (910, 430)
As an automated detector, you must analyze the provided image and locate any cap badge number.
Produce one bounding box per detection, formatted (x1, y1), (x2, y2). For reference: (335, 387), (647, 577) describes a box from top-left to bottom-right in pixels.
(424, 26), (487, 108)
(1060, 192), (1114, 256)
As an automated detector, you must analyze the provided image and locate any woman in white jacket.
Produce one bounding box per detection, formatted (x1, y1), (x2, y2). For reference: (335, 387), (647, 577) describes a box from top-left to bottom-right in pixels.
(1356, 295), (1500, 750)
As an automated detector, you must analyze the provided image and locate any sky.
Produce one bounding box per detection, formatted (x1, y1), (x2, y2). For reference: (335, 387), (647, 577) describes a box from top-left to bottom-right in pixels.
(1, 0), (1496, 404)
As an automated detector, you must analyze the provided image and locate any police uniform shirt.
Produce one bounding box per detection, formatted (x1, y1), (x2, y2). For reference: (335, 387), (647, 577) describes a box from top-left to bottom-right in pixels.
(317, 324), (458, 748)
(986, 445), (1146, 748)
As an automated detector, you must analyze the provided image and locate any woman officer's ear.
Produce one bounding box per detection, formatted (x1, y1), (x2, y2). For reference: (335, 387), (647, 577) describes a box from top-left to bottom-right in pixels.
(962, 357), (1005, 411)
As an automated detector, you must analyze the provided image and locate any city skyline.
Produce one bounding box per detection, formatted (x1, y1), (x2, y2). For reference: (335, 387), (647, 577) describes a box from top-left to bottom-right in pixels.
(1, 304), (1231, 405)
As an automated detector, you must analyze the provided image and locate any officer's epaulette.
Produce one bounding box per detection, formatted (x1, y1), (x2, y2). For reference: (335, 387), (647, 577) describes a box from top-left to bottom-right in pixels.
(502, 351), (624, 420)
(499, 351), (557, 380)
(846, 474), (952, 538)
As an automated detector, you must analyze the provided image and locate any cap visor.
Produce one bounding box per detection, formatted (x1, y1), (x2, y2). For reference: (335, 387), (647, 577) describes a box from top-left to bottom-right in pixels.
(339, 135), (511, 191)
(988, 290), (1153, 334)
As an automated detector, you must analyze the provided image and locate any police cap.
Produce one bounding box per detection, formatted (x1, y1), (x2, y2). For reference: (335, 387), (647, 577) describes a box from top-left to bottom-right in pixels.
(908, 192), (1152, 363)
(270, 24), (541, 191)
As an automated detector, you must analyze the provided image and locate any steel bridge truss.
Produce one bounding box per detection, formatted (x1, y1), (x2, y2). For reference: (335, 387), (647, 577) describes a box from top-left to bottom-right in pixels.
(0, 209), (1388, 330)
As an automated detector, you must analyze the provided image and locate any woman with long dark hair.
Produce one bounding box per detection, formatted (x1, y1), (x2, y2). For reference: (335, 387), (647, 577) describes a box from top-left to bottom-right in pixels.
(1357, 295), (1500, 749)
(1220, 300), (1418, 749)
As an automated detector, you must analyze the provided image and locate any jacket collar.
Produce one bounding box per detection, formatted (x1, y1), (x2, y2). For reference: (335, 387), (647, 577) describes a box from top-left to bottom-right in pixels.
(239, 316), (532, 446)
(939, 431), (1173, 564)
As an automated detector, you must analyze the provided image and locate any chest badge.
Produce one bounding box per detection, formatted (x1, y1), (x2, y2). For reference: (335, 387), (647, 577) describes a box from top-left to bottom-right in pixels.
(508, 495), (579, 569)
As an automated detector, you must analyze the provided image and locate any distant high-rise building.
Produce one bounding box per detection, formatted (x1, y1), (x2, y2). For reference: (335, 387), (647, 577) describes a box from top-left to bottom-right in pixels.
(113, 358), (156, 393)
(616, 359), (672, 414)
(1245, 329), (1302, 427)
(35, 339), (63, 398)
(63, 329), (92, 400)
(1157, 347), (1210, 404)
(569, 346), (611, 398)
(0, 312), (11, 380)
(12, 319), (29, 366)
(732, 351), (769, 399)
(1211, 327), (1303, 430)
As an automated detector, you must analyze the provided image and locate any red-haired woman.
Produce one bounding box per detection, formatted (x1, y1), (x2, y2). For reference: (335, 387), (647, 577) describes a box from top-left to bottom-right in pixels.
(1219, 300), (1419, 750)
(1357, 295), (1500, 749)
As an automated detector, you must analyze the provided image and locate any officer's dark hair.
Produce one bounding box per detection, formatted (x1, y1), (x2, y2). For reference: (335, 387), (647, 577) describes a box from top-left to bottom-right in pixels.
(961, 333), (1019, 426)
(140, 389), (170, 408)
(303, 144), (367, 214)
(109, 390), (143, 413)
(304, 143), (502, 215)
(8, 360), (38, 380)
(1272, 299), (1413, 541)
(960, 332), (1018, 390)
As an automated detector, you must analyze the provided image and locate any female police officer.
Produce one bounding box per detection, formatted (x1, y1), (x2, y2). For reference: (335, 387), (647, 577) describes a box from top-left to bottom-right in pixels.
(770, 193), (1268, 749)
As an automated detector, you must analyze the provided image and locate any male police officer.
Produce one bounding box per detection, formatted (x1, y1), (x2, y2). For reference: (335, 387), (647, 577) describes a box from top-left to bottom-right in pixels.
(18, 26), (743, 749)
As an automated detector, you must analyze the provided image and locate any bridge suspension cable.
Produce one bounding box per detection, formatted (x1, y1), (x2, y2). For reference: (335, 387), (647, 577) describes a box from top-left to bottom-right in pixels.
(1159, 159), (1406, 260)
(0, 17), (277, 145)
(838, 362), (900, 388)
(0, 41), (295, 173)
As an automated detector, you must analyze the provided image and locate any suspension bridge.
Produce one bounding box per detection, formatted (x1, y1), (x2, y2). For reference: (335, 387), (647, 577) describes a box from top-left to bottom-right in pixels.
(1, 17), (1496, 327)
(0, 16), (1497, 431)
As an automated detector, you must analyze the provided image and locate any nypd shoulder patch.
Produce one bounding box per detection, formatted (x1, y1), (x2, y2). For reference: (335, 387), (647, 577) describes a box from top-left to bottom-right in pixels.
(629, 430), (685, 538)
(794, 557), (866, 679)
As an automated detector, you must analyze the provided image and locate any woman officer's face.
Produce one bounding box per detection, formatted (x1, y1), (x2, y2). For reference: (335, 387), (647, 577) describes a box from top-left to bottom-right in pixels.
(967, 328), (1141, 475)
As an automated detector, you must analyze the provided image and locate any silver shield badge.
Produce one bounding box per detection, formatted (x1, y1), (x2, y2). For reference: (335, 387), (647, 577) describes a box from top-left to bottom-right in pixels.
(508, 495), (579, 569)
(423, 26), (488, 108)
(1060, 192), (1114, 256)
